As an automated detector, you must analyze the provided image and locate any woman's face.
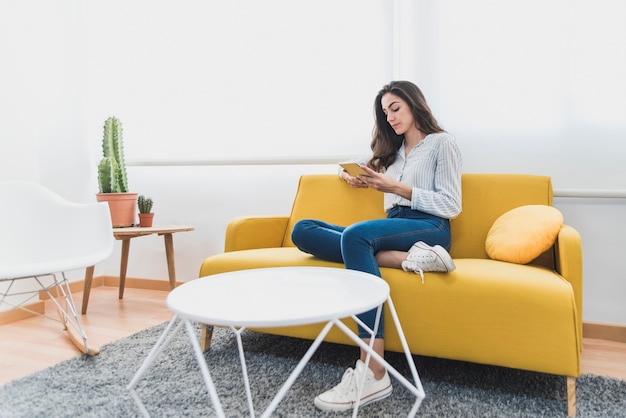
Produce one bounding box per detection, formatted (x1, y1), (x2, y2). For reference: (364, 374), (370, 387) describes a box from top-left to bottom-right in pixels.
(381, 93), (416, 136)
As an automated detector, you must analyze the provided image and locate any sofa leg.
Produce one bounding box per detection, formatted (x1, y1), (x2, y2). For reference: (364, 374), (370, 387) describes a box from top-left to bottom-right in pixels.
(200, 324), (214, 351)
(567, 376), (576, 417)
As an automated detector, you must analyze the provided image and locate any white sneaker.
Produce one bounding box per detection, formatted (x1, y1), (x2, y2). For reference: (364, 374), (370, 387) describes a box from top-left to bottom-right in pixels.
(401, 241), (456, 284)
(314, 360), (392, 412)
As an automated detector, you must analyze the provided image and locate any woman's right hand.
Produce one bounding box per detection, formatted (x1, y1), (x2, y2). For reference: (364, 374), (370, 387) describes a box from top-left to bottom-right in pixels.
(342, 171), (369, 188)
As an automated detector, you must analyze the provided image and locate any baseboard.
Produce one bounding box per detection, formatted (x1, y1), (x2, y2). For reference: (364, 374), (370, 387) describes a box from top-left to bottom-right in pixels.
(101, 276), (181, 291)
(2, 276), (179, 326)
(583, 321), (626, 344)
(0, 301), (45, 325)
(38, 276), (179, 300)
(38, 277), (105, 300)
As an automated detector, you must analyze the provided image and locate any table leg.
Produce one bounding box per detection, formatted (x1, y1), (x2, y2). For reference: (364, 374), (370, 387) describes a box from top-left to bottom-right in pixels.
(384, 296), (426, 405)
(333, 299), (426, 417)
(119, 238), (131, 299)
(128, 316), (187, 417)
(162, 233), (177, 290)
(81, 265), (95, 314)
(260, 321), (335, 418)
(232, 326), (256, 417)
(128, 317), (227, 418)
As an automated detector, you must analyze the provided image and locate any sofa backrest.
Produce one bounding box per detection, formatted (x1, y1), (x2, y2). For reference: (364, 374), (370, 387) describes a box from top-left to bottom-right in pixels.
(282, 174), (553, 264)
(451, 174), (553, 260)
(282, 175), (385, 247)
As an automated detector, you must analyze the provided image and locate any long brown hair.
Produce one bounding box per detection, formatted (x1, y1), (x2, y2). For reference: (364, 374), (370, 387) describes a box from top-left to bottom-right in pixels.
(368, 81), (444, 171)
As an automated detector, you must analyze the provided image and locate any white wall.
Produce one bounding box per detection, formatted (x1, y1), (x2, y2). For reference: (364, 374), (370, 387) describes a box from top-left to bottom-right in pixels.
(80, 0), (389, 162)
(1, 1), (625, 326)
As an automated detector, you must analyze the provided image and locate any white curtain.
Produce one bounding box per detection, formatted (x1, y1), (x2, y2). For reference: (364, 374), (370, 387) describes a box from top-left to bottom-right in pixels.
(403, 0), (626, 190)
(7, 0), (621, 191)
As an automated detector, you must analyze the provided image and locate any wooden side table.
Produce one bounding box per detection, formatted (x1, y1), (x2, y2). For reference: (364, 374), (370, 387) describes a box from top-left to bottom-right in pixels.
(81, 225), (194, 314)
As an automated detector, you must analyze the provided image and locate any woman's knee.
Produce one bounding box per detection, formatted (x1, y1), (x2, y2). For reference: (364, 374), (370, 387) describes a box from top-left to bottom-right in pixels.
(291, 219), (315, 246)
(342, 222), (371, 244)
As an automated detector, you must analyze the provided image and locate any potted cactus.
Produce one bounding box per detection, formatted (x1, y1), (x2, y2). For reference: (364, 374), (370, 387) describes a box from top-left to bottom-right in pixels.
(137, 195), (154, 227)
(95, 117), (138, 227)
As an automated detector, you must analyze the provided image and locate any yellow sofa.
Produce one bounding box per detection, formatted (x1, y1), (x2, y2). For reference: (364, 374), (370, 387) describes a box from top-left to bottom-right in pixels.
(198, 173), (583, 416)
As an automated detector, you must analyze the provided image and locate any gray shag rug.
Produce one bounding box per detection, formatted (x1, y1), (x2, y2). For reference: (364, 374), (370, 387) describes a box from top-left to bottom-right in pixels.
(1, 322), (625, 417)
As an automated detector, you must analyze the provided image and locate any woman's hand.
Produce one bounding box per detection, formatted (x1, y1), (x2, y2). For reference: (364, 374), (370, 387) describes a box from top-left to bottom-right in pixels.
(359, 166), (413, 200)
(342, 170), (369, 188)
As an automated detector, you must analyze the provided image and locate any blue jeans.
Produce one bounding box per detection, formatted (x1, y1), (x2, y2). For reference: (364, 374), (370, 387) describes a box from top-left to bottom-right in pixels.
(291, 206), (451, 339)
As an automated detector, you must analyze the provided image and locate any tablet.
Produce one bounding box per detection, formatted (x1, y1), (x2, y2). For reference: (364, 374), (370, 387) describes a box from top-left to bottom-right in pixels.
(339, 162), (370, 177)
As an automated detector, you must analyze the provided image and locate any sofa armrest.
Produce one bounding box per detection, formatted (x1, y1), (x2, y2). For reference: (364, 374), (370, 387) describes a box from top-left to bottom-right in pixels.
(224, 216), (290, 252)
(555, 224), (583, 348)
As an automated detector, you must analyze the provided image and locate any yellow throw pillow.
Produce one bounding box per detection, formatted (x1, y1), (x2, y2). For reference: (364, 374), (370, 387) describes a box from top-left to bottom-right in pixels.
(485, 205), (563, 264)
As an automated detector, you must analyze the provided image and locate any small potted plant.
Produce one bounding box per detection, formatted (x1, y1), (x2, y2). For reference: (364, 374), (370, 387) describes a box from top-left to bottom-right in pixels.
(137, 195), (154, 227)
(96, 117), (138, 227)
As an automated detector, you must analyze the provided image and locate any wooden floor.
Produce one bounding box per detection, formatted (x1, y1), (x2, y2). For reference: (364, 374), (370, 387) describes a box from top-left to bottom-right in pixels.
(1, 285), (626, 386)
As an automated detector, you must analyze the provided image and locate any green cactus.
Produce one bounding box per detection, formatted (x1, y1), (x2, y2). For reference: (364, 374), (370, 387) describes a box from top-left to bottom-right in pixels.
(98, 117), (129, 193)
(137, 195), (153, 214)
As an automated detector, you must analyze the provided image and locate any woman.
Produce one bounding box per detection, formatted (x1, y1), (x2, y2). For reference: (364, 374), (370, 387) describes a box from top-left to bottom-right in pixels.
(291, 80), (462, 411)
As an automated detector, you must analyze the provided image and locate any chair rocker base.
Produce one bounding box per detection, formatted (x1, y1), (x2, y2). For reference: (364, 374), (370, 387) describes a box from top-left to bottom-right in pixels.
(1, 272), (100, 356)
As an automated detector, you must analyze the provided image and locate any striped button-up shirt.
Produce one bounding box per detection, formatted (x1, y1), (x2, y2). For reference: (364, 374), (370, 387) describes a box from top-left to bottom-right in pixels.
(383, 132), (462, 218)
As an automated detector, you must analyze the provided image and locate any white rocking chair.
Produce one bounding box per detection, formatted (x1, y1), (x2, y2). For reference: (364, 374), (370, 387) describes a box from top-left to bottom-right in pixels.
(0, 181), (114, 355)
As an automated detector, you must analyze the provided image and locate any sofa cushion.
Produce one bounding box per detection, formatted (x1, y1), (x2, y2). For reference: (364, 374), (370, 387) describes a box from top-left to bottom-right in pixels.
(199, 247), (345, 277)
(485, 205), (563, 264)
(199, 250), (580, 377)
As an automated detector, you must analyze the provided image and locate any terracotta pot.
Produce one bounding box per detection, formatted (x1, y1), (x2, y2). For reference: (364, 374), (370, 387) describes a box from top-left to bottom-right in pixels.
(96, 193), (138, 227)
(138, 213), (154, 227)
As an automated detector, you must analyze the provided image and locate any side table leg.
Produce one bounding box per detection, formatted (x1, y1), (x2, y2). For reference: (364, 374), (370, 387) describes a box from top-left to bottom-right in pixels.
(81, 265), (95, 314)
(163, 233), (177, 290)
(119, 238), (131, 299)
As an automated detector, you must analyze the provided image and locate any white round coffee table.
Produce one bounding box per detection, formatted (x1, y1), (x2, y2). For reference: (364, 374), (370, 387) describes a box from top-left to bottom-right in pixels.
(128, 266), (425, 417)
